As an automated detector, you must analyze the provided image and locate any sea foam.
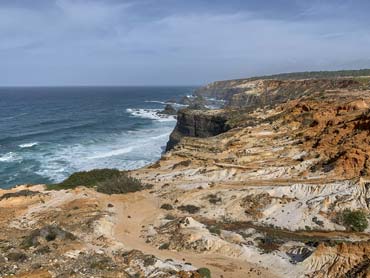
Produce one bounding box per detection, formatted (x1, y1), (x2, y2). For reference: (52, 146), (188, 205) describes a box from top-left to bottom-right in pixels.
(0, 152), (22, 162)
(19, 142), (39, 148)
(126, 108), (176, 122)
(34, 126), (174, 183)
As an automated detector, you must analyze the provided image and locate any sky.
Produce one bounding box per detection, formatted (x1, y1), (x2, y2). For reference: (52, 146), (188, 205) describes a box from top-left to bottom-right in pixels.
(1, 0), (370, 86)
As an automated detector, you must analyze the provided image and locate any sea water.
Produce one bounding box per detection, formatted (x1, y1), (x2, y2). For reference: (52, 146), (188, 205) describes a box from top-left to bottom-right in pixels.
(0, 86), (194, 188)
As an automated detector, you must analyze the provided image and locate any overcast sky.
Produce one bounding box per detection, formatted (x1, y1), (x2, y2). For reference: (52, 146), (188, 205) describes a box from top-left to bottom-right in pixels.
(1, 0), (370, 86)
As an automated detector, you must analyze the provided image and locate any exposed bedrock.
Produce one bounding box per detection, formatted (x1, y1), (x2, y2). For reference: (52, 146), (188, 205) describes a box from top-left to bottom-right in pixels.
(195, 78), (366, 108)
(166, 108), (230, 151)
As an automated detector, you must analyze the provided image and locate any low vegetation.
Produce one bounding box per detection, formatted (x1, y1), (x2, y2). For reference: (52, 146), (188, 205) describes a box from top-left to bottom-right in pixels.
(164, 214), (176, 221)
(96, 173), (152, 195)
(257, 236), (283, 253)
(197, 268), (211, 278)
(207, 194), (222, 205)
(207, 225), (221, 236)
(46, 169), (152, 195)
(177, 205), (200, 214)
(47, 169), (121, 190)
(21, 225), (76, 249)
(340, 209), (368, 232)
(248, 69), (370, 81)
(0, 189), (40, 200)
(160, 204), (174, 210)
(7, 252), (28, 262)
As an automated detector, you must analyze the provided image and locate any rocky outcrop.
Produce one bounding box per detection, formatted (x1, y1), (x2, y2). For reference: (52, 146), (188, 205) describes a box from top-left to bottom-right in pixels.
(180, 95), (209, 109)
(158, 104), (177, 116)
(0, 185), (202, 278)
(304, 242), (370, 278)
(194, 80), (246, 100)
(166, 109), (230, 151)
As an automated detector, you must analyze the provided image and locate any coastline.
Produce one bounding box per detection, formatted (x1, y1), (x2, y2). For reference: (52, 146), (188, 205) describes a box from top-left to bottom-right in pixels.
(2, 72), (370, 277)
(0, 86), (192, 189)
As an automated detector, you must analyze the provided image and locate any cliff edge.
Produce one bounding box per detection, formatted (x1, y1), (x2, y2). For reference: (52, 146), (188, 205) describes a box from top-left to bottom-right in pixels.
(3, 72), (370, 278)
(166, 109), (230, 151)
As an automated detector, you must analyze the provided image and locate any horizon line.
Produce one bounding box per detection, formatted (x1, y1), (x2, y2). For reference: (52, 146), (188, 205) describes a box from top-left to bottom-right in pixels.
(0, 84), (201, 88)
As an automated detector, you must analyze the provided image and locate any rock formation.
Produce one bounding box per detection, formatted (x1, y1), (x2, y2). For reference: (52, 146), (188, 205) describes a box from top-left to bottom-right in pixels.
(158, 104), (177, 116)
(3, 73), (370, 278)
(195, 76), (368, 109)
(166, 109), (230, 151)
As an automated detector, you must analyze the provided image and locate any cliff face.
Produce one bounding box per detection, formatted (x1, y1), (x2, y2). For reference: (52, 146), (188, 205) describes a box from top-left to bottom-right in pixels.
(166, 77), (370, 151)
(168, 77), (369, 151)
(5, 74), (370, 278)
(304, 241), (370, 278)
(196, 77), (368, 108)
(166, 109), (230, 151)
(135, 84), (370, 278)
(194, 80), (246, 100)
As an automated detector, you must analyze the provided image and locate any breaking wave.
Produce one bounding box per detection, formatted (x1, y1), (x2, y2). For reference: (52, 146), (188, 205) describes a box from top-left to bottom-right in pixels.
(126, 108), (176, 122)
(19, 142), (39, 148)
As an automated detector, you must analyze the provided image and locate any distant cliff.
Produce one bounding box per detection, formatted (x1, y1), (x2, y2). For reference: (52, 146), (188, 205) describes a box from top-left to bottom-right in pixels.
(195, 77), (367, 108)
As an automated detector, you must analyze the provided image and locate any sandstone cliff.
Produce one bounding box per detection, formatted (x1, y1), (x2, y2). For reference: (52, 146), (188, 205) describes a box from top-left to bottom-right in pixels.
(137, 78), (370, 278)
(3, 73), (370, 278)
(199, 77), (368, 108)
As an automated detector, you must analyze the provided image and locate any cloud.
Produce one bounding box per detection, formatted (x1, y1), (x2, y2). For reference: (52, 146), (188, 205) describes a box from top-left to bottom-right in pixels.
(55, 0), (131, 25)
(0, 0), (369, 85)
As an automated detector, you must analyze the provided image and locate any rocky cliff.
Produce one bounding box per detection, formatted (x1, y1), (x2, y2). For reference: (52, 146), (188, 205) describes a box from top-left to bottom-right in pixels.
(166, 108), (230, 151)
(4, 73), (370, 278)
(138, 79), (370, 278)
(196, 76), (369, 108)
(170, 77), (369, 152)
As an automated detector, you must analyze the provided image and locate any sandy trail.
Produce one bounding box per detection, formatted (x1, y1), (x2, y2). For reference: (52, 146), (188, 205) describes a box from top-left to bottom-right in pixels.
(110, 192), (278, 278)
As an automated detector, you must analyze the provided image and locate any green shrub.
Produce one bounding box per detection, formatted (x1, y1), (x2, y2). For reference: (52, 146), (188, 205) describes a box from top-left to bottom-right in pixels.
(207, 194), (222, 205)
(207, 226), (221, 236)
(0, 190), (40, 200)
(160, 204), (174, 210)
(257, 236), (283, 253)
(7, 252), (28, 262)
(164, 214), (176, 221)
(96, 173), (151, 195)
(340, 209), (368, 232)
(21, 225), (76, 249)
(47, 169), (121, 190)
(197, 268), (211, 278)
(90, 256), (113, 270)
(177, 205), (200, 214)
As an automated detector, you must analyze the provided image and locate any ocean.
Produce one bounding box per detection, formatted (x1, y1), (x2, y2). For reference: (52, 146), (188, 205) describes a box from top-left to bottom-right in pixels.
(0, 86), (194, 188)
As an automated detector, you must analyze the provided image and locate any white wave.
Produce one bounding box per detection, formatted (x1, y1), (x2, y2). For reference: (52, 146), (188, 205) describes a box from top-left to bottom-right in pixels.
(87, 146), (134, 159)
(126, 108), (176, 122)
(204, 97), (226, 102)
(19, 142), (39, 148)
(87, 133), (170, 160)
(145, 100), (186, 107)
(0, 152), (22, 162)
(34, 124), (175, 183)
(145, 100), (168, 105)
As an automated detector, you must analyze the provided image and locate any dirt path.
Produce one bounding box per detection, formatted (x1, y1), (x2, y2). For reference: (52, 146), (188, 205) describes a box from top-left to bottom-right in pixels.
(110, 192), (278, 278)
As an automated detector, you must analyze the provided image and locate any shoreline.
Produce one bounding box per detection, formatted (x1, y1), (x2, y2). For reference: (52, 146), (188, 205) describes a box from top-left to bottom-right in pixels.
(2, 73), (370, 277)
